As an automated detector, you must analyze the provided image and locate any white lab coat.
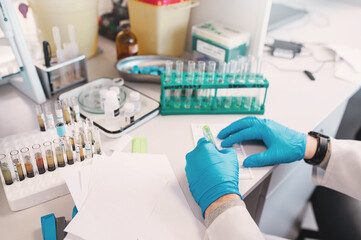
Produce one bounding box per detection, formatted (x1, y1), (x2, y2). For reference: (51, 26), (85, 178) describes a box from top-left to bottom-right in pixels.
(206, 139), (361, 240)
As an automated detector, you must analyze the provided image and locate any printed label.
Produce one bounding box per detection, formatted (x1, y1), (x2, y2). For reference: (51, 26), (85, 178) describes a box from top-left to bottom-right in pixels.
(196, 40), (226, 62)
(114, 108), (120, 117)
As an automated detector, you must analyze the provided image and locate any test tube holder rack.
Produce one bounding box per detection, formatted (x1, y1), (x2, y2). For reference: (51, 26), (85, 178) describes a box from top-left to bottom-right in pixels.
(0, 129), (95, 211)
(160, 73), (269, 115)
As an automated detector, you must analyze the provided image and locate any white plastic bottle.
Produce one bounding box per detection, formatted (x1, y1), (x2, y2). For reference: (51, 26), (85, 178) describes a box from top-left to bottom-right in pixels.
(104, 91), (120, 125)
(129, 91), (141, 113)
(123, 103), (135, 125)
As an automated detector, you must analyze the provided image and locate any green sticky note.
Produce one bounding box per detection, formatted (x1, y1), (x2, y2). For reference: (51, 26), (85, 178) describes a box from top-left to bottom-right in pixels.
(132, 137), (147, 153)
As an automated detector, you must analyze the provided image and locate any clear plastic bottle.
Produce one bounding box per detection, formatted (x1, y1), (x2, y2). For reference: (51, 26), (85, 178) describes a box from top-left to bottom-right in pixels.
(116, 21), (138, 60)
(123, 103), (135, 125)
(104, 91), (120, 125)
(129, 91), (141, 113)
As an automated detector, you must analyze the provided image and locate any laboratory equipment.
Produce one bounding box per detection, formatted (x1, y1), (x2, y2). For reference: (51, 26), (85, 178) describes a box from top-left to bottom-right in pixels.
(35, 105), (46, 132)
(67, 24), (81, 79)
(160, 60), (269, 115)
(0, 0), (46, 104)
(10, 150), (25, 181)
(76, 133), (85, 162)
(54, 100), (64, 123)
(116, 20), (138, 60)
(0, 154), (13, 185)
(56, 122), (75, 165)
(93, 127), (102, 155)
(129, 91), (141, 113)
(43, 141), (56, 171)
(192, 22), (250, 63)
(124, 103), (135, 125)
(53, 139), (65, 168)
(184, 60), (195, 108)
(128, 0), (199, 56)
(104, 91), (120, 125)
(32, 144), (46, 174)
(70, 96), (80, 123)
(20, 147), (35, 178)
(44, 102), (55, 129)
(61, 99), (72, 124)
(202, 125), (216, 145)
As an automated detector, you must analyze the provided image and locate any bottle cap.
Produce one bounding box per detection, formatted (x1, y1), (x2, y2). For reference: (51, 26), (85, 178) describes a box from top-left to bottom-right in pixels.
(109, 86), (120, 95)
(56, 122), (66, 137)
(105, 90), (118, 102)
(129, 91), (140, 101)
(123, 103), (135, 113)
(113, 78), (124, 86)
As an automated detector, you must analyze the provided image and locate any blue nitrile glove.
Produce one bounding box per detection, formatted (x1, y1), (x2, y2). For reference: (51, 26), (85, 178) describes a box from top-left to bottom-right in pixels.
(218, 116), (307, 167)
(185, 138), (242, 218)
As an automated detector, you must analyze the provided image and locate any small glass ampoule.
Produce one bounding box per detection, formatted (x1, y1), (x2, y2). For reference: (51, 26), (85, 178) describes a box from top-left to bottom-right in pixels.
(43, 141), (56, 171)
(10, 150), (25, 181)
(70, 96), (80, 123)
(65, 137), (74, 165)
(0, 154), (13, 185)
(76, 134), (85, 162)
(62, 99), (72, 124)
(53, 139), (65, 167)
(32, 144), (46, 174)
(20, 147), (35, 178)
(35, 105), (46, 132)
(44, 102), (55, 129)
(54, 100), (64, 123)
(184, 60), (195, 108)
(93, 127), (102, 155)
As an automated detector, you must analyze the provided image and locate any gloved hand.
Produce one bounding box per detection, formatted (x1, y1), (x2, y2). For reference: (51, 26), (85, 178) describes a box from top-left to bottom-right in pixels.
(185, 138), (242, 217)
(218, 116), (307, 167)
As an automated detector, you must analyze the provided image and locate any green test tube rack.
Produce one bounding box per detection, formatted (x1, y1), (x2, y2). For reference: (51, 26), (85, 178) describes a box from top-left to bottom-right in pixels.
(160, 72), (269, 115)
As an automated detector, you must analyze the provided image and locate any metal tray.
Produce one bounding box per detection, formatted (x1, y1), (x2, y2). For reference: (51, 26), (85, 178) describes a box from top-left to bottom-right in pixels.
(116, 55), (184, 84)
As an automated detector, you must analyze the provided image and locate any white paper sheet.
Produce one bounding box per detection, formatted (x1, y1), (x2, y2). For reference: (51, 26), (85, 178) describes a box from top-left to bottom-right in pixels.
(65, 158), (167, 240)
(191, 123), (254, 180)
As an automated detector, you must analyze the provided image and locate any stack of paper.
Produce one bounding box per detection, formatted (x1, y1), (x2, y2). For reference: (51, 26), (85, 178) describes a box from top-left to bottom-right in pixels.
(60, 153), (205, 240)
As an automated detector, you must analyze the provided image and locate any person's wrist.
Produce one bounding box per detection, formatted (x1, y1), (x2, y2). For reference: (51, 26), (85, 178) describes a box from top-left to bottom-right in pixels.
(304, 135), (318, 159)
(204, 193), (241, 218)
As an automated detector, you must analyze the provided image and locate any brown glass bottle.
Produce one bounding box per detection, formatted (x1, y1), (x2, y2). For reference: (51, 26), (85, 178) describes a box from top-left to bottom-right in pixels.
(116, 22), (138, 60)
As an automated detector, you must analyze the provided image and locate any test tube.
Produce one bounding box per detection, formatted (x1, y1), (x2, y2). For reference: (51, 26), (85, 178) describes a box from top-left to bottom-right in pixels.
(173, 60), (184, 108)
(237, 56), (248, 82)
(165, 60), (173, 84)
(32, 144), (46, 174)
(54, 100), (64, 123)
(85, 118), (94, 145)
(68, 122), (76, 151)
(65, 137), (74, 164)
(35, 105), (46, 132)
(184, 61), (195, 108)
(76, 134), (85, 162)
(43, 141), (56, 171)
(20, 147), (35, 178)
(10, 150), (25, 181)
(44, 102), (55, 129)
(93, 127), (102, 155)
(62, 99), (72, 124)
(206, 61), (216, 106)
(70, 96), (80, 122)
(224, 61), (237, 109)
(53, 139), (65, 167)
(194, 61), (206, 108)
(0, 154), (13, 185)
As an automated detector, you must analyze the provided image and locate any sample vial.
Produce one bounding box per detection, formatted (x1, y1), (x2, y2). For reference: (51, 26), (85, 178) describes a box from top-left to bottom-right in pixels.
(129, 91), (141, 113)
(70, 96), (80, 123)
(76, 134), (85, 162)
(10, 150), (25, 181)
(43, 141), (56, 171)
(20, 147), (35, 178)
(32, 144), (46, 174)
(68, 122), (76, 151)
(116, 20), (138, 60)
(85, 118), (94, 145)
(35, 105), (46, 132)
(99, 88), (108, 111)
(123, 103), (135, 125)
(53, 139), (65, 167)
(0, 154), (13, 185)
(54, 100), (64, 123)
(65, 137), (74, 165)
(93, 126), (102, 155)
(104, 91), (120, 125)
(44, 102), (55, 129)
(109, 86), (121, 101)
(62, 99), (72, 124)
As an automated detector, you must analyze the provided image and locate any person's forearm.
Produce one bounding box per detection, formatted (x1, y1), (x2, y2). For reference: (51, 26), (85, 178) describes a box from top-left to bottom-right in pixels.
(305, 135), (318, 159)
(205, 194), (241, 218)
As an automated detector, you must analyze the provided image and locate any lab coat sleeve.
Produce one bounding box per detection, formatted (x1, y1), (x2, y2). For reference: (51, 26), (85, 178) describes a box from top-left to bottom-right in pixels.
(313, 138), (361, 201)
(205, 199), (265, 240)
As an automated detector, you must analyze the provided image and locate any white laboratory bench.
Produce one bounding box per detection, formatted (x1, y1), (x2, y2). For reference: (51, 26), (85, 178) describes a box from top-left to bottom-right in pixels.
(1, 0), (361, 239)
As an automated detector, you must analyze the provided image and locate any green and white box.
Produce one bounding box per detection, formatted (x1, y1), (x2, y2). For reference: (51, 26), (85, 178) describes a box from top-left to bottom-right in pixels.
(192, 22), (251, 63)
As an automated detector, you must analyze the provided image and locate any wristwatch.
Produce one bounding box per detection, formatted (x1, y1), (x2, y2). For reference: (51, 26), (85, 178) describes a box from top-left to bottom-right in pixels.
(304, 131), (330, 165)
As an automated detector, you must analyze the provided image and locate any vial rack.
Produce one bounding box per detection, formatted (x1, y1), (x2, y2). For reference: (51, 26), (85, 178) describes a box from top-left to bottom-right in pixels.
(160, 72), (269, 115)
(0, 128), (99, 211)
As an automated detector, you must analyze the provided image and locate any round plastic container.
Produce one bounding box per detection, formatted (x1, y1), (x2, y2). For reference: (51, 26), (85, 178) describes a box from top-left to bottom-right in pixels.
(28, 0), (99, 58)
(128, 0), (199, 57)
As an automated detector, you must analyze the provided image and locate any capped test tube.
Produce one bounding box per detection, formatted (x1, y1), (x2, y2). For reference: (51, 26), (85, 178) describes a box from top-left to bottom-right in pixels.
(93, 126), (102, 155)
(10, 150), (25, 181)
(76, 133), (85, 162)
(20, 147), (35, 178)
(35, 105), (46, 132)
(53, 139), (65, 167)
(54, 100), (64, 123)
(70, 96), (80, 123)
(44, 102), (55, 129)
(174, 60), (184, 108)
(32, 144), (46, 174)
(184, 60), (195, 108)
(194, 61), (206, 108)
(0, 154), (13, 185)
(62, 99), (72, 124)
(65, 136), (74, 164)
(43, 141), (56, 171)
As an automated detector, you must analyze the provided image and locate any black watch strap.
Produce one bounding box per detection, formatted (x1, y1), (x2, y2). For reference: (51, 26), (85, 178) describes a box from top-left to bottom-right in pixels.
(304, 131), (330, 165)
